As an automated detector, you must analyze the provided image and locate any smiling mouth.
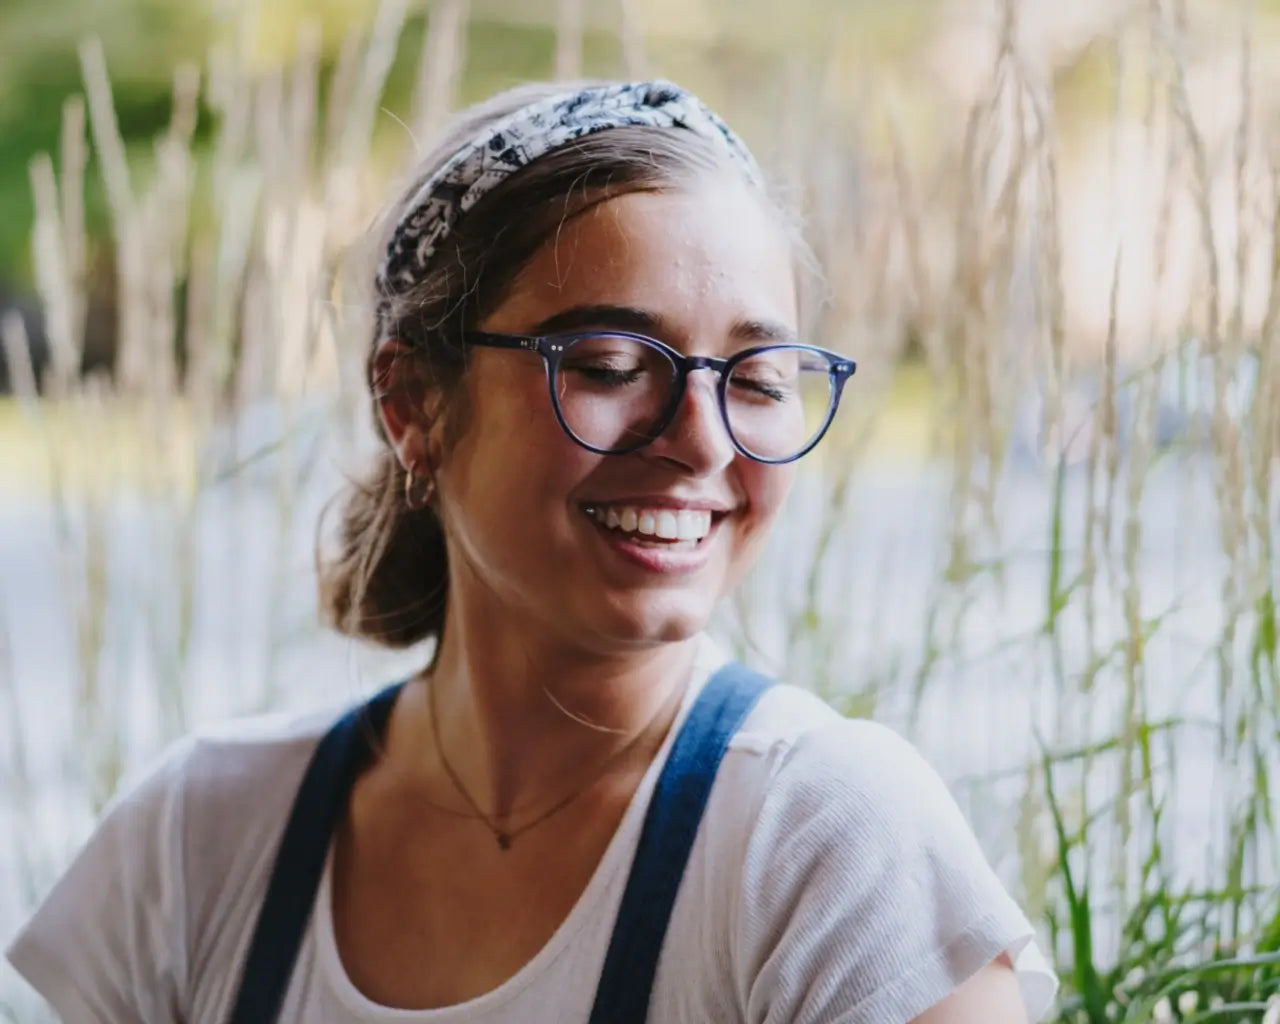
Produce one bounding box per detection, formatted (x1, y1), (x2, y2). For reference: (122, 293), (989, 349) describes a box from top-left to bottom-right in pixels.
(581, 504), (723, 547)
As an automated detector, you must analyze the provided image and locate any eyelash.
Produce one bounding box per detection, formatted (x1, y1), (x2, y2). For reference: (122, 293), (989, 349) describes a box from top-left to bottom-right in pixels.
(572, 366), (644, 386)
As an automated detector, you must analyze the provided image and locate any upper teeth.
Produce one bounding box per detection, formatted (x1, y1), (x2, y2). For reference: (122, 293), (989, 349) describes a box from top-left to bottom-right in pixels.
(588, 506), (714, 541)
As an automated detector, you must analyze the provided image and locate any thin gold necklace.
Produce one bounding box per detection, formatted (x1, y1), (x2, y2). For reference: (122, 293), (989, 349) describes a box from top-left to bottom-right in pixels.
(426, 674), (683, 851)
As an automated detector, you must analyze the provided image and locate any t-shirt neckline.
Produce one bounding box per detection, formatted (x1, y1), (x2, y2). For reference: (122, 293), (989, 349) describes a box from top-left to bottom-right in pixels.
(312, 643), (724, 1020)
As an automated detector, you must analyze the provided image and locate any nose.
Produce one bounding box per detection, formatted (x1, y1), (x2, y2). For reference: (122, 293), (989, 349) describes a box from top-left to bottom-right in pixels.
(644, 370), (735, 475)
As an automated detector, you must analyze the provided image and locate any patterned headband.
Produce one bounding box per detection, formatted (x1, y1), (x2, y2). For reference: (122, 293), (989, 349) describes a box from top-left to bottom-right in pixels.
(376, 80), (763, 297)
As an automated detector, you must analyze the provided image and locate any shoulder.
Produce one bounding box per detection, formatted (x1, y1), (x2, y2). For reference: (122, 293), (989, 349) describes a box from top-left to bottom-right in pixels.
(176, 703), (341, 818)
(729, 676), (971, 866)
(711, 671), (1057, 1023)
(26, 696), (345, 901)
(11, 700), (338, 912)
(698, 634), (851, 762)
(758, 707), (957, 825)
(159, 702), (351, 919)
(97, 701), (342, 853)
(721, 653), (938, 812)
(740, 708), (1002, 929)
(4, 699), (351, 1022)
(730, 678), (848, 754)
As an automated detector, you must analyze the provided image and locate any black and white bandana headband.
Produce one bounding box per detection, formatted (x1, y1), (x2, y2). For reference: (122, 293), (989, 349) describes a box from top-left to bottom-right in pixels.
(376, 80), (762, 297)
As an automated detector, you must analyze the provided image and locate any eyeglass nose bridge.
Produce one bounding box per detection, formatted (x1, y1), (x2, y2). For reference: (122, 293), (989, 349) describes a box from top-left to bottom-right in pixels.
(653, 355), (735, 454)
(675, 355), (732, 403)
(680, 354), (731, 377)
(667, 355), (731, 412)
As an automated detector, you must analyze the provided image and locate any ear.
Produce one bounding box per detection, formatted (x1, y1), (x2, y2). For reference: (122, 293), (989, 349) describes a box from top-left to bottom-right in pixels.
(370, 339), (438, 473)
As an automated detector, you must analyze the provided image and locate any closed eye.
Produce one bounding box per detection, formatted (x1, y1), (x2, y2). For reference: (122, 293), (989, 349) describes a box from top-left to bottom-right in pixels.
(567, 364), (645, 387)
(730, 377), (791, 402)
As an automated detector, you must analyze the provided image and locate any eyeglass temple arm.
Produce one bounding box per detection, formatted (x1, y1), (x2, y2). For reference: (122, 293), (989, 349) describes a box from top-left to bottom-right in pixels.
(464, 331), (542, 352)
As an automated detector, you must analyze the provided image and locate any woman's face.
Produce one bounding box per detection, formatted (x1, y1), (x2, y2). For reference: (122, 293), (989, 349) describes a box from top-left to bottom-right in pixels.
(426, 176), (799, 650)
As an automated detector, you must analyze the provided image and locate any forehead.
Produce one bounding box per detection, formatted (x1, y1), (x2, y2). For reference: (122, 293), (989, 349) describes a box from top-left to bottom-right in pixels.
(487, 180), (799, 342)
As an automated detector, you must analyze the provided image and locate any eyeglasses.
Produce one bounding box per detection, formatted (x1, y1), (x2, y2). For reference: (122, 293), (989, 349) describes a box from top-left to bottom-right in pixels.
(464, 329), (856, 464)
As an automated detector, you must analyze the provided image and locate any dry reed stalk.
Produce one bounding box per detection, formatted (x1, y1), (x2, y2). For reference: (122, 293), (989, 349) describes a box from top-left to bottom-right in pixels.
(78, 39), (149, 395)
(248, 30), (332, 401)
(253, 67), (288, 198)
(617, 0), (647, 78)
(555, 0), (584, 80)
(887, 112), (938, 374)
(1256, 155), (1280, 617)
(337, 0), (410, 172)
(932, 0), (1042, 598)
(321, 11), (414, 329)
(23, 97), (86, 401)
(1, 314), (39, 414)
(27, 158), (75, 393)
(772, 106), (910, 698)
(1079, 17), (1130, 680)
(29, 79), (130, 796)
(1163, 12), (1262, 914)
(1082, 237), (1123, 689)
(1116, 365), (1160, 911)
(204, 30), (256, 399)
(147, 63), (201, 403)
(412, 0), (469, 144)
(940, 103), (985, 583)
(76, 40), (134, 214)
(801, 113), (902, 427)
(324, 31), (363, 168)
(1030, 87), (1066, 458)
(726, 45), (907, 690)
(1228, 19), (1251, 352)
(0, 600), (32, 826)
(287, 24), (323, 192)
(58, 96), (88, 376)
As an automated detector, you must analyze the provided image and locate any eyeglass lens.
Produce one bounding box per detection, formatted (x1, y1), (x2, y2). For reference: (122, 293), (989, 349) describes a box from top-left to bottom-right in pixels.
(551, 334), (835, 460)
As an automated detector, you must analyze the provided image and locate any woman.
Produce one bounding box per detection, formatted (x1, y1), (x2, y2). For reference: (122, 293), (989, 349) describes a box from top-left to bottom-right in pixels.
(6, 80), (1057, 1022)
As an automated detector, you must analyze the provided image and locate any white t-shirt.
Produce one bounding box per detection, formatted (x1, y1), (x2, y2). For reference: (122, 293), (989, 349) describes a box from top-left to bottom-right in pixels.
(7, 641), (1058, 1023)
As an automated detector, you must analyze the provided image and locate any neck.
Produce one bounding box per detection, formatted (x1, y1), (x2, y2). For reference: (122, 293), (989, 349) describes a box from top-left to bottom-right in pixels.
(402, 587), (700, 823)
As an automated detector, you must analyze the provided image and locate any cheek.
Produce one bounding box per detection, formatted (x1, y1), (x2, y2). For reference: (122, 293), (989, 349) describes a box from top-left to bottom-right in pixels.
(734, 462), (793, 547)
(443, 368), (598, 524)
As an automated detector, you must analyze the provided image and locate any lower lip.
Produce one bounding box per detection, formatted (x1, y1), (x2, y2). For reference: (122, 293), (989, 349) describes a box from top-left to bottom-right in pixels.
(584, 514), (720, 575)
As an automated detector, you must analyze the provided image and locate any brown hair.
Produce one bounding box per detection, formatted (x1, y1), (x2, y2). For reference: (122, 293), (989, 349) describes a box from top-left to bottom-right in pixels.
(318, 81), (789, 649)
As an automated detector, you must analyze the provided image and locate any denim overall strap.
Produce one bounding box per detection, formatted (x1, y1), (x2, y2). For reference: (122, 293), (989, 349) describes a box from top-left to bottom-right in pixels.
(588, 661), (773, 1024)
(227, 683), (403, 1024)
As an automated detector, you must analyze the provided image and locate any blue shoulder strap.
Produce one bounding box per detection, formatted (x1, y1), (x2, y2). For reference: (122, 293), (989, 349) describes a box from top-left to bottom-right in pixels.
(228, 661), (771, 1024)
(226, 683), (402, 1024)
(587, 661), (773, 1024)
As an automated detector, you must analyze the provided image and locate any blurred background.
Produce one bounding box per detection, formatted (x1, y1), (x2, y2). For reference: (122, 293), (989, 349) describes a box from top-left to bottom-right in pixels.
(2, 0), (1278, 1020)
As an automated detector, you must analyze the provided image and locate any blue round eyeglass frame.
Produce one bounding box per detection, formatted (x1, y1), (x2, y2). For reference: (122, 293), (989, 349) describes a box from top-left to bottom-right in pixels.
(464, 329), (857, 465)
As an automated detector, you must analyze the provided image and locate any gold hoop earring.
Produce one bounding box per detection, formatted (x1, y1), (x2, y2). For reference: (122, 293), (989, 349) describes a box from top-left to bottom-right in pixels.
(405, 466), (435, 510)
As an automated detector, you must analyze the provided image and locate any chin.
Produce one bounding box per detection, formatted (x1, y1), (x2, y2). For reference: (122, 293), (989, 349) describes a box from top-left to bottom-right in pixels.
(584, 591), (715, 648)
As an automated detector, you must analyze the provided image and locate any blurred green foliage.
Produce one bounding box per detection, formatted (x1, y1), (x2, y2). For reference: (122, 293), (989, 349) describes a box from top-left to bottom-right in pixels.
(0, 0), (978, 291)
(5, 0), (1273, 292)
(0, 0), (639, 286)
(0, 0), (208, 280)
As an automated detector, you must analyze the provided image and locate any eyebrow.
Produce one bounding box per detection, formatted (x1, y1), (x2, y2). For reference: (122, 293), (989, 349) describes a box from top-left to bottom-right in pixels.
(525, 304), (800, 347)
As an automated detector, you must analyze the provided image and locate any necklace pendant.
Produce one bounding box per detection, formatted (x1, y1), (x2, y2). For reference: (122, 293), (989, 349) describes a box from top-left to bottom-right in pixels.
(496, 832), (512, 851)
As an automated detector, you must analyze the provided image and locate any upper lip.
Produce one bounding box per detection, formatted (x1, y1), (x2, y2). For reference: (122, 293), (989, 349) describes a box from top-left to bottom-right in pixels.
(582, 495), (735, 514)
